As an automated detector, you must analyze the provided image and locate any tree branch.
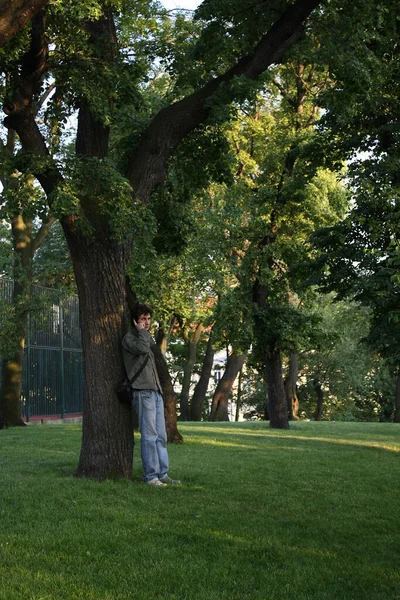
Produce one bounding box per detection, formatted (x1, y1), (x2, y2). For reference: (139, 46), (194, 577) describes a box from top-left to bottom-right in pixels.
(3, 11), (62, 197)
(128, 0), (322, 202)
(0, 0), (50, 47)
(31, 215), (57, 253)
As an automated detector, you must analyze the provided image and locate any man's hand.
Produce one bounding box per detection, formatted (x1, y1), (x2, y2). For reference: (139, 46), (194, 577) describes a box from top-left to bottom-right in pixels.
(134, 319), (145, 330)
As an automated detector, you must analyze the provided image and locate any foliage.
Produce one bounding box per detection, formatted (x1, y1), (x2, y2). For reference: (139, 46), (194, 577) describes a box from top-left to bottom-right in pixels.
(307, 25), (400, 369)
(0, 298), (19, 357)
(128, 59), (352, 405)
(43, 0), (166, 124)
(296, 294), (385, 421)
(214, 72), (348, 361)
(50, 156), (145, 240)
(127, 243), (214, 329)
(0, 170), (47, 223)
(31, 221), (75, 290)
(239, 368), (268, 420)
(194, 0), (297, 75)
(0, 221), (12, 277)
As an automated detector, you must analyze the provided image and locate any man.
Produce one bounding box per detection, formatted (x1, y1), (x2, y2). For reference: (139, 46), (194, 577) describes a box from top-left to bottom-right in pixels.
(122, 304), (180, 487)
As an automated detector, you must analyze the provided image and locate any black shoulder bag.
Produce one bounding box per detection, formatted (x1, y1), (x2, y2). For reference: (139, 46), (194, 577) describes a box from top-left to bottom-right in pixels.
(117, 354), (150, 405)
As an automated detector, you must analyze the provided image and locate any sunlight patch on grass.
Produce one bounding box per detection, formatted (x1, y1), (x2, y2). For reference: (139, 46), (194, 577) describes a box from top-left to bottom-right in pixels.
(272, 434), (400, 452)
(187, 438), (263, 449)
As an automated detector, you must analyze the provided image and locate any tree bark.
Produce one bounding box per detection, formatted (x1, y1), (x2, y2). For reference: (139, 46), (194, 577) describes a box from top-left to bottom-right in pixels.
(252, 275), (289, 429)
(0, 214), (32, 427)
(151, 345), (183, 443)
(65, 231), (134, 479)
(0, 0), (50, 47)
(393, 368), (400, 423)
(191, 333), (214, 421)
(209, 353), (245, 421)
(266, 349), (289, 429)
(0, 352), (27, 428)
(313, 379), (324, 421)
(284, 352), (300, 420)
(179, 322), (203, 421)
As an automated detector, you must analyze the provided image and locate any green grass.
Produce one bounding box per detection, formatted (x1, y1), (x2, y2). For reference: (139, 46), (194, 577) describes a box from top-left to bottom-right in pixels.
(1, 421), (399, 600)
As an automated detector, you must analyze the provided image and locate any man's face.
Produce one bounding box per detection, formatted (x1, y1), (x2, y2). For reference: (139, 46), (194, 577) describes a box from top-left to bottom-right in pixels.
(137, 313), (151, 330)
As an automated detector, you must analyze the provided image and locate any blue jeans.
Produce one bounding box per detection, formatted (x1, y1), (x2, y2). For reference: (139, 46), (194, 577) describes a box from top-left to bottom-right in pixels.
(132, 390), (169, 482)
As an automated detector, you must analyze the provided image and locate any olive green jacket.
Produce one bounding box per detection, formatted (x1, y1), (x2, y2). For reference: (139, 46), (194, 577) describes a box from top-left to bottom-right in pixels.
(122, 328), (162, 392)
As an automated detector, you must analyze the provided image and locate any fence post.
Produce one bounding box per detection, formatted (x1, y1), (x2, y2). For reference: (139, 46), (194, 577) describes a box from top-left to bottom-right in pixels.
(59, 299), (65, 419)
(26, 311), (31, 423)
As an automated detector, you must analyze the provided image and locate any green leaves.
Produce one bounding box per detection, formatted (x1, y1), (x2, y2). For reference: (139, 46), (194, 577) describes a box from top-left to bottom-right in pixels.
(49, 155), (150, 241)
(0, 169), (48, 223)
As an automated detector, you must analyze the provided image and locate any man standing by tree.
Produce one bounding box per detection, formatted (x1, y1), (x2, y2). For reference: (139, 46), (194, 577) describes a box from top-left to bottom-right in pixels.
(122, 304), (180, 487)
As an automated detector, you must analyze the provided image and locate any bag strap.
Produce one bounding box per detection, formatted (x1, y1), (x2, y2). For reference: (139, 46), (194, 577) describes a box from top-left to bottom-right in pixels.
(128, 353), (150, 386)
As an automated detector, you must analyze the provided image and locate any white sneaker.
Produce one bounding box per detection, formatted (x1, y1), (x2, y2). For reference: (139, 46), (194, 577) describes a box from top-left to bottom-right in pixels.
(147, 478), (167, 487)
(160, 475), (181, 485)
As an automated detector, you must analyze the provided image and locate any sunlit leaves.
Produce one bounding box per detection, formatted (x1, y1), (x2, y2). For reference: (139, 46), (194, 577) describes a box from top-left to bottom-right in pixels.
(0, 171), (48, 223)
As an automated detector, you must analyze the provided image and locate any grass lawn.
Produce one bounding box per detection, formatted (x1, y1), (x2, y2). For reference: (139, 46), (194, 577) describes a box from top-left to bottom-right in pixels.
(0, 420), (399, 600)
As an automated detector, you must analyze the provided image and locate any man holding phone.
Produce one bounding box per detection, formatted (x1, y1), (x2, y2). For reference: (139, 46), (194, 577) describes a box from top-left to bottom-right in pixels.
(122, 303), (180, 487)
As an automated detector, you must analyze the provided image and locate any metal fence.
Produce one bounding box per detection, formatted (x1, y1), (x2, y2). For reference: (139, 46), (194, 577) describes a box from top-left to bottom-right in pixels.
(0, 279), (83, 421)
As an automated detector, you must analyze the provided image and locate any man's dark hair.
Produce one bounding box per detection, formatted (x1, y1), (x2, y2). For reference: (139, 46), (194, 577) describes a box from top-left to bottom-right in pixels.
(131, 303), (153, 323)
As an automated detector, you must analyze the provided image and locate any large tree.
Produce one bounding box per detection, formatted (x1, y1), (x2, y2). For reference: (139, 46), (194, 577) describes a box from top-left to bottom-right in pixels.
(1, 0), (324, 478)
(308, 5), (400, 421)
(0, 177), (56, 428)
(0, 94), (64, 427)
(197, 62), (348, 427)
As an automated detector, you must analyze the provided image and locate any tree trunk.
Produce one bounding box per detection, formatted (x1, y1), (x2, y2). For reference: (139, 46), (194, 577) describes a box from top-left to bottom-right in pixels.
(179, 322), (203, 421)
(0, 213), (34, 427)
(0, 321), (27, 427)
(191, 333), (214, 421)
(393, 368), (400, 423)
(266, 349), (289, 429)
(155, 315), (177, 355)
(284, 353), (300, 420)
(0, 352), (27, 427)
(151, 345), (183, 443)
(264, 397), (270, 422)
(65, 231), (134, 479)
(209, 353), (245, 422)
(0, 302), (28, 427)
(234, 365), (243, 422)
(313, 379), (323, 421)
